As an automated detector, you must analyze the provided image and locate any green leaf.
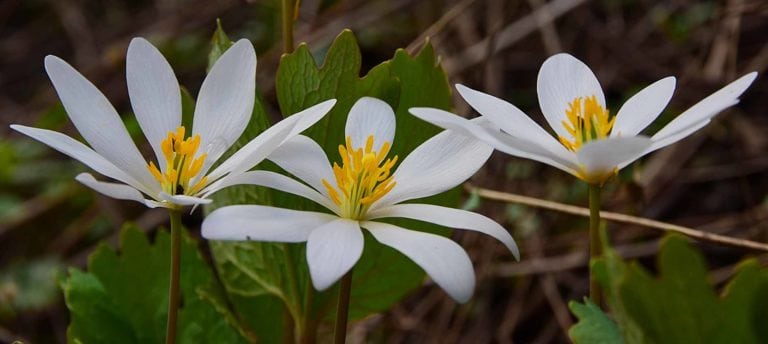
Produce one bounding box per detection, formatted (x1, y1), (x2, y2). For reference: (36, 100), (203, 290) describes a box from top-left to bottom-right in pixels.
(595, 234), (768, 344)
(61, 225), (247, 344)
(276, 29), (400, 157)
(568, 298), (624, 344)
(207, 19), (234, 72)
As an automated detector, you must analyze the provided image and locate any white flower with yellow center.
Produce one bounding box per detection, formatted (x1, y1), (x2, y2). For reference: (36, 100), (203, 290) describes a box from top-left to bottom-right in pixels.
(202, 97), (519, 302)
(410, 53), (757, 184)
(11, 38), (336, 209)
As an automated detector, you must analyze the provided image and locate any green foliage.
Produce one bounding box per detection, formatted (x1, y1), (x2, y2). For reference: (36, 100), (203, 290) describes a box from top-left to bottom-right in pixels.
(568, 298), (624, 344)
(592, 234), (768, 343)
(61, 225), (247, 344)
(207, 19), (234, 72)
(276, 29), (400, 157)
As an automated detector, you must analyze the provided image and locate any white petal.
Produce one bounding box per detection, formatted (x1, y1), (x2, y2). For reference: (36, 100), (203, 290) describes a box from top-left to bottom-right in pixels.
(345, 97), (395, 151)
(207, 100), (336, 182)
(367, 203), (519, 260)
(267, 135), (334, 197)
(643, 120), (710, 157)
(362, 221), (475, 303)
(202, 205), (337, 242)
(201, 170), (338, 213)
(537, 53), (605, 140)
(75, 173), (161, 208)
(126, 37), (181, 168)
(409, 108), (578, 175)
(193, 39), (257, 173)
(456, 84), (565, 154)
(11, 125), (156, 196)
(576, 136), (652, 182)
(650, 72), (757, 148)
(306, 219), (364, 291)
(159, 193), (212, 206)
(611, 77), (676, 137)
(374, 127), (493, 208)
(44, 55), (159, 193)
(288, 99), (337, 137)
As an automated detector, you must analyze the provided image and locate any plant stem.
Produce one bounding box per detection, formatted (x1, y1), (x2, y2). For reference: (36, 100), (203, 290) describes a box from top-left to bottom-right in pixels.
(282, 307), (296, 344)
(333, 270), (353, 344)
(281, 0), (294, 53)
(588, 184), (602, 305)
(166, 209), (182, 344)
(300, 276), (317, 344)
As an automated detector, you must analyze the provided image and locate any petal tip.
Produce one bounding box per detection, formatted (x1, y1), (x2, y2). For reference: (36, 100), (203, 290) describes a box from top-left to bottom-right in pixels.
(43, 55), (67, 72)
(128, 37), (151, 49)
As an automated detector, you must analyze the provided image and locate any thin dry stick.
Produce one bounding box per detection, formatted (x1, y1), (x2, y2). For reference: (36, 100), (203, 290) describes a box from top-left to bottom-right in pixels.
(467, 185), (768, 252)
(444, 0), (588, 74)
(405, 0), (478, 54)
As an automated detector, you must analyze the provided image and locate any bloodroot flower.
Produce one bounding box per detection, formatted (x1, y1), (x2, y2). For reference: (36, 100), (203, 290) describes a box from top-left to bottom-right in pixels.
(11, 38), (336, 209)
(202, 97), (519, 303)
(410, 53), (757, 184)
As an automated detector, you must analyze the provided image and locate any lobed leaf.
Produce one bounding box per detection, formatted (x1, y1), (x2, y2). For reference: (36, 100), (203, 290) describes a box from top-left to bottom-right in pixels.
(568, 298), (624, 344)
(61, 225), (247, 343)
(593, 234), (768, 344)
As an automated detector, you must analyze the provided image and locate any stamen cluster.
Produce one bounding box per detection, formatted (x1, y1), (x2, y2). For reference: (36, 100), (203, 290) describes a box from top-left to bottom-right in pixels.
(558, 95), (614, 151)
(323, 135), (398, 219)
(147, 126), (208, 196)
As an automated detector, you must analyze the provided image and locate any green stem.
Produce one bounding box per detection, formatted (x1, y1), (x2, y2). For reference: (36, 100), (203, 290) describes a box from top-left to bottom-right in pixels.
(282, 307), (296, 344)
(300, 276), (317, 344)
(333, 270), (353, 344)
(282, 246), (303, 339)
(281, 0), (294, 53)
(588, 184), (602, 305)
(165, 209), (183, 344)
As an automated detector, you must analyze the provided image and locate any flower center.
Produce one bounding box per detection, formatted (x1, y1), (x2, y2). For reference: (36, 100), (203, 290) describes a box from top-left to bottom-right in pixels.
(558, 95), (614, 151)
(147, 126), (208, 196)
(322, 135), (398, 220)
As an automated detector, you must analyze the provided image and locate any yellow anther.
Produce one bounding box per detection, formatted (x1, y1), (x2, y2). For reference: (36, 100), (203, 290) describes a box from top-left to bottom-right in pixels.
(323, 135), (398, 219)
(558, 95), (614, 151)
(148, 161), (163, 183)
(146, 126), (208, 197)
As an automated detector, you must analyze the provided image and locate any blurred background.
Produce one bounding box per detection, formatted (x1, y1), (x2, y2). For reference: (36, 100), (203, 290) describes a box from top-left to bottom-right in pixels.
(1, 0), (768, 342)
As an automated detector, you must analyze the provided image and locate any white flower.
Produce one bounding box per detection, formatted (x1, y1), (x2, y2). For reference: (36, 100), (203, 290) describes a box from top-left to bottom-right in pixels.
(202, 97), (519, 303)
(410, 53), (757, 184)
(11, 38), (336, 209)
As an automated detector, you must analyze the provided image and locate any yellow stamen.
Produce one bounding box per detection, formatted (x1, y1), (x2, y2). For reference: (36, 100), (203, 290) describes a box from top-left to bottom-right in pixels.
(323, 135), (398, 219)
(146, 126), (208, 196)
(558, 95), (614, 151)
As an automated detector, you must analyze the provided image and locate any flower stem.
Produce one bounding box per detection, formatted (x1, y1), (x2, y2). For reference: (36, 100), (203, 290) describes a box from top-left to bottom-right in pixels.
(588, 184), (602, 305)
(165, 209), (182, 344)
(334, 270), (353, 344)
(301, 280), (317, 344)
(281, 0), (294, 53)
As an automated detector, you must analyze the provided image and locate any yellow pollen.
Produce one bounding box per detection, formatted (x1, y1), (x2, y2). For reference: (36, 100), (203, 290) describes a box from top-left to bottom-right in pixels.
(558, 95), (614, 151)
(147, 126), (208, 196)
(323, 135), (398, 220)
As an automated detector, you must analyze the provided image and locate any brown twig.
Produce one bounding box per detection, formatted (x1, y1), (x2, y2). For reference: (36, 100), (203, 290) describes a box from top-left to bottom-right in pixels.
(444, 0), (588, 74)
(404, 0), (479, 54)
(467, 184), (768, 252)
